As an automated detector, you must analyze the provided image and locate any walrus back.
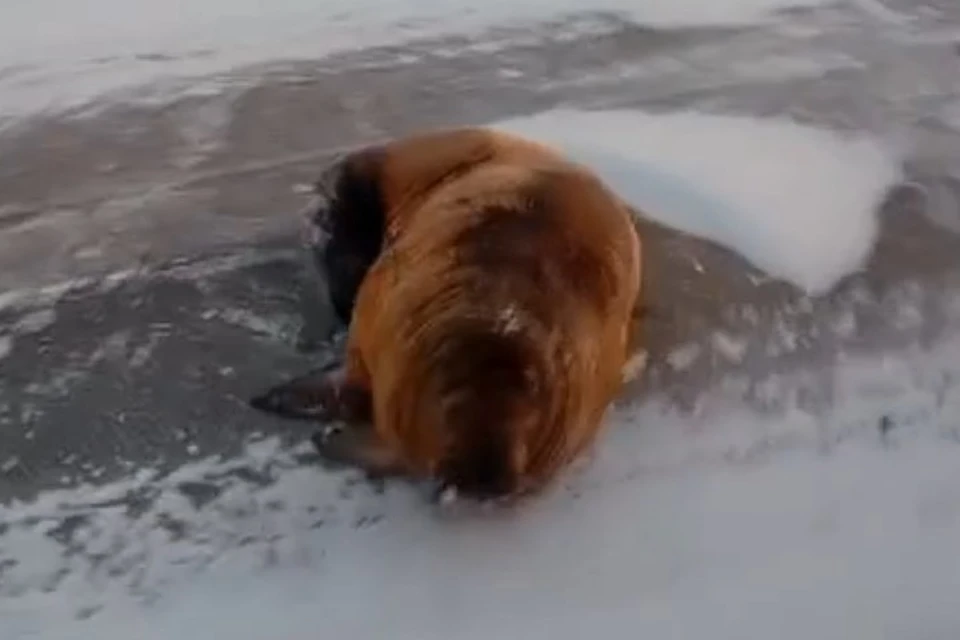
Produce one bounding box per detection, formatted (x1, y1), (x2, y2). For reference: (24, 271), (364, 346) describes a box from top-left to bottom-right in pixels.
(349, 159), (641, 497)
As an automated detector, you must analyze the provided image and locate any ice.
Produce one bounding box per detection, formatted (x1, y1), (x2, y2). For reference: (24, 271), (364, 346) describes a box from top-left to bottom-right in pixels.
(0, 93), (949, 635)
(3, 332), (960, 639)
(0, 0), (832, 117)
(0, 1), (951, 634)
(494, 108), (903, 295)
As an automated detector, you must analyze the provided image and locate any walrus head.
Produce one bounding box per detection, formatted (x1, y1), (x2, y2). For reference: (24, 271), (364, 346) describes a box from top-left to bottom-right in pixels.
(300, 147), (388, 327)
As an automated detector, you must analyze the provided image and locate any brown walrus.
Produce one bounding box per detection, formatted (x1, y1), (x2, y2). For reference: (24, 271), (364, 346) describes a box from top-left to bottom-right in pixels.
(251, 127), (646, 500)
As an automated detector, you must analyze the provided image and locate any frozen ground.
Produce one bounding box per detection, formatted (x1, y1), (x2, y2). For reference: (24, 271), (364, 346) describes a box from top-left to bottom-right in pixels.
(0, 0), (838, 119)
(7, 338), (960, 639)
(2, 0), (960, 637)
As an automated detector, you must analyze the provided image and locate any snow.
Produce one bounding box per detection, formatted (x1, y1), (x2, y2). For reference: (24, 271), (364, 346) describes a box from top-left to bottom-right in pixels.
(0, 0), (832, 118)
(494, 108), (902, 295)
(4, 331), (960, 639)
(0, 101), (955, 636)
(0, 1), (952, 636)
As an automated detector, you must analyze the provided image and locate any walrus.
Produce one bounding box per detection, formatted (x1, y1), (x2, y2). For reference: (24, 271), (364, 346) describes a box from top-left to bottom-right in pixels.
(251, 127), (646, 500)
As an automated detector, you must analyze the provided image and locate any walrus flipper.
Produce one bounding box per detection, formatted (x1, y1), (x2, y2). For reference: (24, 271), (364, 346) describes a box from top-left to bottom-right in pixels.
(249, 368), (339, 422)
(310, 426), (407, 478)
(249, 362), (371, 423)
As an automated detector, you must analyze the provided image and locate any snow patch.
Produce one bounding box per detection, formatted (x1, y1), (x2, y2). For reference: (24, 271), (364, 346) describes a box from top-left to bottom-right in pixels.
(11, 309), (56, 336)
(493, 108), (903, 295)
(497, 304), (522, 335)
(218, 308), (300, 342)
(620, 349), (649, 383)
(667, 343), (702, 371)
(4, 335), (960, 638)
(711, 331), (749, 363)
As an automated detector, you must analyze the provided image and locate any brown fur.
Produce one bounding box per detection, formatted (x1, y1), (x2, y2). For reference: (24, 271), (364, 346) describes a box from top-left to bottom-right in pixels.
(252, 127), (644, 499)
